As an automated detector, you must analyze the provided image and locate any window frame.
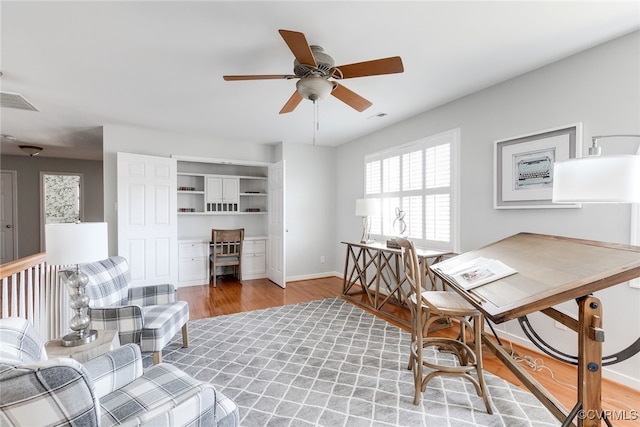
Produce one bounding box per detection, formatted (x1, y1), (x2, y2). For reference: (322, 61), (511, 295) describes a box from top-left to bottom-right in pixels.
(363, 128), (460, 252)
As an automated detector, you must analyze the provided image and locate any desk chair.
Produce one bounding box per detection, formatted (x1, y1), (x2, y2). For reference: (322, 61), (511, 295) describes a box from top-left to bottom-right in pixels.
(210, 228), (244, 287)
(397, 237), (492, 412)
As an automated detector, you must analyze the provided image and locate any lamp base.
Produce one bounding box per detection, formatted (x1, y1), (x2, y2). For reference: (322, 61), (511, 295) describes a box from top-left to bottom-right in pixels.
(62, 329), (98, 347)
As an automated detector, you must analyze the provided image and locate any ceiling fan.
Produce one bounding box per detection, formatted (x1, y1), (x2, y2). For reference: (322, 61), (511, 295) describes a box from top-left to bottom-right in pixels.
(223, 29), (404, 114)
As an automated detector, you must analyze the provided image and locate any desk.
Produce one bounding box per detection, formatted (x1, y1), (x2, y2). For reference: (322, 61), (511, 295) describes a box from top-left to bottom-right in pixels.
(341, 241), (450, 326)
(431, 233), (640, 427)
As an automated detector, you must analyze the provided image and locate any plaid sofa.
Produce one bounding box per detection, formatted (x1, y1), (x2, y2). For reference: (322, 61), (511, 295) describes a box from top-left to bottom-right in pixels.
(0, 317), (239, 426)
(81, 256), (189, 364)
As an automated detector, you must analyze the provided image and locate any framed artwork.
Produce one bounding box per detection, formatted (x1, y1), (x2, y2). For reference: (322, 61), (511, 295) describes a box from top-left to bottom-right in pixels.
(494, 123), (582, 209)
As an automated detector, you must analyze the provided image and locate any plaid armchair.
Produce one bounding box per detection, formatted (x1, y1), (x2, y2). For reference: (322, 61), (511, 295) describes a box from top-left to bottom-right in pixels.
(0, 317), (239, 427)
(81, 256), (189, 364)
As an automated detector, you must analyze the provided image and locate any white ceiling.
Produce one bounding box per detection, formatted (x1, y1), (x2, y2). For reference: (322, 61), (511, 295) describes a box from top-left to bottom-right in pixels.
(1, 1), (639, 160)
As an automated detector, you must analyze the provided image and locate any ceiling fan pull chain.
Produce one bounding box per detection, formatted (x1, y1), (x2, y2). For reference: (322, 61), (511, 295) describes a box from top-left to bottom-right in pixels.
(313, 100), (319, 145)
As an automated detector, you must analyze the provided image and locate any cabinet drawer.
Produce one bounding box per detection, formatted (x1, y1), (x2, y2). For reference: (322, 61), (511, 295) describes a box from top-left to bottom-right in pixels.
(179, 242), (208, 258)
(242, 253), (266, 277)
(178, 257), (208, 282)
(243, 239), (266, 255)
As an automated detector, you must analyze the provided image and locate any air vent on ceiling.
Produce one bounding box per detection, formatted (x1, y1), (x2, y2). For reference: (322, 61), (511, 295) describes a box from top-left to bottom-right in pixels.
(0, 91), (40, 112)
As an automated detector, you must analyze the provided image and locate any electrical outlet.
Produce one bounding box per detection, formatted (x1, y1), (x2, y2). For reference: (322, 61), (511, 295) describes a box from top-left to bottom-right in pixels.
(320, 256), (325, 264)
(555, 321), (567, 330)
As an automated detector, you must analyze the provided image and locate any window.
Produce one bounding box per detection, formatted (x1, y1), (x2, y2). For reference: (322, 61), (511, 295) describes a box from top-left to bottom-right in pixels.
(39, 172), (84, 250)
(364, 129), (460, 251)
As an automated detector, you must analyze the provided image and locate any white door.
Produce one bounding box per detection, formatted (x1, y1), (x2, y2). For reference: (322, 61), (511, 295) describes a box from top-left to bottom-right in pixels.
(117, 152), (177, 286)
(0, 171), (17, 263)
(267, 160), (286, 287)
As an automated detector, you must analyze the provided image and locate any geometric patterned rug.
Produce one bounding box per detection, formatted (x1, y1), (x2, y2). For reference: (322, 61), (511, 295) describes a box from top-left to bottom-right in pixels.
(143, 298), (560, 426)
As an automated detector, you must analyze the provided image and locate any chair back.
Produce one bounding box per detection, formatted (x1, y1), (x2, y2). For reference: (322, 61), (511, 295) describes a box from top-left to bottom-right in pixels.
(0, 317), (47, 363)
(81, 256), (131, 308)
(211, 229), (244, 259)
(396, 238), (422, 304)
(397, 237), (444, 317)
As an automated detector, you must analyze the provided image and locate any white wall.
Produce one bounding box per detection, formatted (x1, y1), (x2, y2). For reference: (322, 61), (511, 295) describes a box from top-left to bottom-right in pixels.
(334, 32), (640, 388)
(102, 124), (275, 255)
(283, 142), (336, 281)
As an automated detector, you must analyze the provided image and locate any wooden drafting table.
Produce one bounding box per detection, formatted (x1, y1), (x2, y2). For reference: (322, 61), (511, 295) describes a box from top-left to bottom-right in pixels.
(431, 232), (640, 427)
(341, 241), (450, 327)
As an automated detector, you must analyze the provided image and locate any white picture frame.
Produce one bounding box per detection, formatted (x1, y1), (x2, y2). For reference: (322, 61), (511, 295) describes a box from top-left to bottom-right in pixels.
(494, 123), (582, 209)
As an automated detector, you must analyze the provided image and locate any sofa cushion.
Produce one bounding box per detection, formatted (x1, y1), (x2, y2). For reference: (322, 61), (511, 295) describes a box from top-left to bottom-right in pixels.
(99, 363), (216, 426)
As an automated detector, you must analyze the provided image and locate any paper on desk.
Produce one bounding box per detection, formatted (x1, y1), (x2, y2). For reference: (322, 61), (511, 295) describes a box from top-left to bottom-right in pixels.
(432, 257), (517, 290)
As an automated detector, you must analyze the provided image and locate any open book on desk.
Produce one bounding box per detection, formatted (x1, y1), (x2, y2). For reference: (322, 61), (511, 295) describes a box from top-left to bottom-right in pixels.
(431, 257), (517, 290)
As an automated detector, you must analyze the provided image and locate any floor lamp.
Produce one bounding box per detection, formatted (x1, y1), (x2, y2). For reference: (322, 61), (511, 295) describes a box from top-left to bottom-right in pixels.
(45, 222), (108, 347)
(553, 134), (640, 203)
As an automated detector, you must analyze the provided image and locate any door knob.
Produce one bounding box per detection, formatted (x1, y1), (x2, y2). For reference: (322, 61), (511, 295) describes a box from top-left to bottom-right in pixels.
(5, 225), (11, 228)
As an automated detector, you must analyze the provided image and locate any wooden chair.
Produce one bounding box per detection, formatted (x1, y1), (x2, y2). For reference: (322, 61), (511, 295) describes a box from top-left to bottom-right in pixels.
(210, 228), (244, 287)
(397, 237), (492, 412)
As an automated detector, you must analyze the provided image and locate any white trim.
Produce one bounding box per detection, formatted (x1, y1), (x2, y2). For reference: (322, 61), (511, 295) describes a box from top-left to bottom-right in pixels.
(171, 154), (272, 168)
(286, 272), (341, 282)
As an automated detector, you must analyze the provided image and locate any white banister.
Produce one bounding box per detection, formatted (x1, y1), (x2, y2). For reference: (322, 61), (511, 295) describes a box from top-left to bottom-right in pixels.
(0, 254), (70, 341)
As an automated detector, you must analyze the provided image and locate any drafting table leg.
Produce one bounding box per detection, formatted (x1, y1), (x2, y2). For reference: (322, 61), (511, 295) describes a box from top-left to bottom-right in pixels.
(577, 296), (604, 427)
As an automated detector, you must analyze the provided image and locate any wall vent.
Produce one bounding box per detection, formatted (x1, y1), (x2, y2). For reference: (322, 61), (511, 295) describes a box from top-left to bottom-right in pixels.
(0, 91), (40, 112)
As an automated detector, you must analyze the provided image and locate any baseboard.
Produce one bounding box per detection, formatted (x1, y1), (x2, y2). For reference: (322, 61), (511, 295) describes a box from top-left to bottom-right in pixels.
(495, 328), (640, 390)
(286, 272), (342, 282)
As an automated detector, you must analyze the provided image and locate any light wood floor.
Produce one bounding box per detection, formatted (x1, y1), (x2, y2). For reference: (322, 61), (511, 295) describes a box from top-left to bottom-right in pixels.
(178, 276), (640, 426)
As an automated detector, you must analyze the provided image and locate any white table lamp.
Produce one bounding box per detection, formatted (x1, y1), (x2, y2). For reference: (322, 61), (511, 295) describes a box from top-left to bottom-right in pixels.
(355, 198), (378, 243)
(45, 222), (108, 346)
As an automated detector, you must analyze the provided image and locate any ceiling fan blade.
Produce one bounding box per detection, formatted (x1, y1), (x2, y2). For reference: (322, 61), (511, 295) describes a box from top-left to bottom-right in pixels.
(279, 91), (303, 114)
(278, 29), (317, 67)
(335, 56), (404, 79)
(331, 83), (372, 112)
(223, 74), (296, 81)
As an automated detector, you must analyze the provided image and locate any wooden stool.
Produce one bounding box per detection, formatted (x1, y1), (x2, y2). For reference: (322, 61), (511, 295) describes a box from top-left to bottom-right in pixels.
(398, 238), (492, 412)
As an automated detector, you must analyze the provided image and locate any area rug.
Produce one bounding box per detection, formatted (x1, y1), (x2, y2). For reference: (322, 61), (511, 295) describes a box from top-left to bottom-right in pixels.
(143, 297), (559, 426)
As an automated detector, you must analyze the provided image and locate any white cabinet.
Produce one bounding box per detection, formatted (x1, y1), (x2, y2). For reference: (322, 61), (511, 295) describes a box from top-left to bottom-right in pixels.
(242, 238), (266, 280)
(178, 240), (209, 286)
(205, 176), (239, 212)
(177, 172), (267, 216)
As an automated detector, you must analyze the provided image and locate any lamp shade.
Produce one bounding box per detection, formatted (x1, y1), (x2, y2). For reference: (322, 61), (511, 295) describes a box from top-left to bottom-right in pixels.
(552, 155), (640, 203)
(45, 222), (108, 265)
(355, 198), (379, 217)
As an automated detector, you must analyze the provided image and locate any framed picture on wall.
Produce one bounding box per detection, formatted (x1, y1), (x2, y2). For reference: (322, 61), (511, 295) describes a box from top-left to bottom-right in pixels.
(494, 123), (582, 209)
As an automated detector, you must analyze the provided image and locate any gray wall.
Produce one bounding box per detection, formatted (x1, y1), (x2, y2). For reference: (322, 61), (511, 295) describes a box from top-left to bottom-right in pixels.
(283, 142), (336, 280)
(0, 155), (104, 257)
(334, 31), (640, 387)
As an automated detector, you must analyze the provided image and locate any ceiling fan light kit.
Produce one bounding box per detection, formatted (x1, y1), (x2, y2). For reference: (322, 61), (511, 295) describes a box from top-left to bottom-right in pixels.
(296, 76), (335, 101)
